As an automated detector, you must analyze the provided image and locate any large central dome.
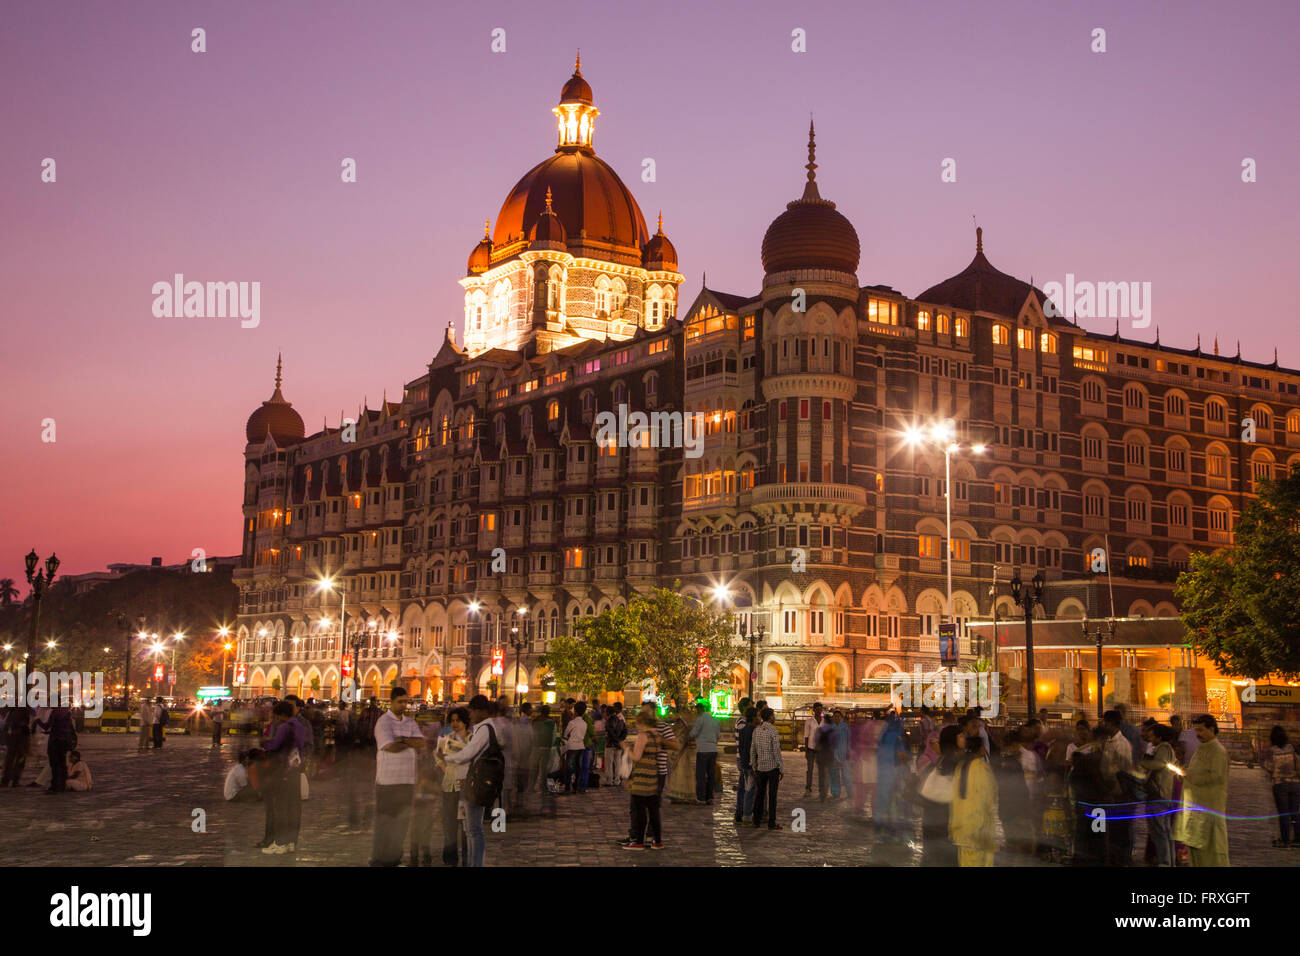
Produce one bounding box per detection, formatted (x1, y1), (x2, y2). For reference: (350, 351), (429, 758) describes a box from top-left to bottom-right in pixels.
(491, 150), (649, 259)
(761, 121), (860, 277)
(481, 58), (649, 270)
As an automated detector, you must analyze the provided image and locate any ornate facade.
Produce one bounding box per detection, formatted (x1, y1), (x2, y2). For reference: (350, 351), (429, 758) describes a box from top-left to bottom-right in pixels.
(233, 63), (1300, 711)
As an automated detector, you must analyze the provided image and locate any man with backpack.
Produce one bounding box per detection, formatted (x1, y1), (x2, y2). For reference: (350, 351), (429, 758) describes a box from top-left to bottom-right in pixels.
(603, 703), (628, 786)
(152, 697), (169, 750)
(442, 694), (503, 867)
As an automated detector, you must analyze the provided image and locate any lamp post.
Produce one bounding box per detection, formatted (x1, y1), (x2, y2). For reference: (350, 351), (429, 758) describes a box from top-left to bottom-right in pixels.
(317, 576), (348, 704)
(1009, 570), (1045, 720)
(167, 633), (184, 697)
(511, 605), (528, 704)
(903, 422), (985, 626)
(218, 627), (231, 687)
(23, 549), (60, 678)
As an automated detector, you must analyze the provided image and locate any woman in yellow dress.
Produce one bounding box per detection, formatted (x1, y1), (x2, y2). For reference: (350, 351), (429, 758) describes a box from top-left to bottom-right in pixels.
(666, 706), (698, 804)
(950, 735), (999, 866)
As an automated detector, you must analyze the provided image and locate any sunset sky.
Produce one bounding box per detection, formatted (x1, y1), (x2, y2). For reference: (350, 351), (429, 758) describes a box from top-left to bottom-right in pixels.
(3, 0), (1298, 586)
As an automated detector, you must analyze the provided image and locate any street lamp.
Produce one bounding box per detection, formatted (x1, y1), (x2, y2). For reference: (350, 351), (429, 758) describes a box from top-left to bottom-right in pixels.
(903, 421), (985, 629)
(317, 575), (348, 704)
(168, 633), (184, 697)
(467, 600), (483, 702)
(218, 627), (232, 686)
(23, 548), (60, 676)
(511, 606), (528, 704)
(1009, 569), (1045, 719)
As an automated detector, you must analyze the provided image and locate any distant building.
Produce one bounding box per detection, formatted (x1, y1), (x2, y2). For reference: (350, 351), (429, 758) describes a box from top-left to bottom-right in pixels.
(61, 555), (239, 594)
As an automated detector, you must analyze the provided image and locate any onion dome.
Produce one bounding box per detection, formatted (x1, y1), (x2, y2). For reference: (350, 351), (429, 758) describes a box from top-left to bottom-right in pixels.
(761, 120), (860, 277)
(559, 51), (593, 105)
(916, 227), (1059, 320)
(245, 355), (305, 445)
(529, 187), (568, 250)
(467, 220), (493, 274)
(641, 212), (678, 271)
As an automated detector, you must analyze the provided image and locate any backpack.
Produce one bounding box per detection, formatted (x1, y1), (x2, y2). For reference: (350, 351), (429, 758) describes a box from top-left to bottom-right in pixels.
(466, 724), (505, 806)
(158, 707), (170, 726)
(606, 713), (627, 746)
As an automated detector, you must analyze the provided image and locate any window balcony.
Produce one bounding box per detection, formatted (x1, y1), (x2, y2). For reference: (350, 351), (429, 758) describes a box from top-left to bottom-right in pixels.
(752, 482), (867, 509)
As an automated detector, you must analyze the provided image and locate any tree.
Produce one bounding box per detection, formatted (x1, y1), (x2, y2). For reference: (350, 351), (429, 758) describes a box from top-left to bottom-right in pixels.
(1175, 471), (1300, 679)
(544, 605), (642, 698)
(625, 586), (738, 708)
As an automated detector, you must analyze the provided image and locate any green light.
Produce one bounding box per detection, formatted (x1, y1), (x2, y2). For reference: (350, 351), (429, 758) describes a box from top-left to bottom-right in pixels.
(197, 686), (232, 700)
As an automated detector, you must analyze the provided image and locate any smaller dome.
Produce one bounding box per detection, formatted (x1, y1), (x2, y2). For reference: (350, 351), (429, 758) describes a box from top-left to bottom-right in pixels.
(559, 53), (592, 105)
(529, 187), (567, 249)
(760, 121), (860, 277)
(246, 355), (305, 445)
(642, 212), (677, 271)
(467, 220), (492, 274)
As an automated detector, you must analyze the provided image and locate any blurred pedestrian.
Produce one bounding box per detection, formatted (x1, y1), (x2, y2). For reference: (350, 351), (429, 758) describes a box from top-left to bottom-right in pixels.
(1175, 715), (1229, 866)
(1263, 725), (1300, 848)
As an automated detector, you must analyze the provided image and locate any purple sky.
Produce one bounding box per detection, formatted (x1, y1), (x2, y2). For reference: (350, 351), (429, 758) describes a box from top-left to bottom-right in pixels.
(3, 0), (1298, 586)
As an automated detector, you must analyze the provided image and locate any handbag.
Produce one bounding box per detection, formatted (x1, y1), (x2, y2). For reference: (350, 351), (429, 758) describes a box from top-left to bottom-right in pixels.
(919, 765), (954, 803)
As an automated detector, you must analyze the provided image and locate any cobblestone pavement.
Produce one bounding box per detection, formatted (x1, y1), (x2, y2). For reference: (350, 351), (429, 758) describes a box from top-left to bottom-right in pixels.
(0, 735), (1292, 867)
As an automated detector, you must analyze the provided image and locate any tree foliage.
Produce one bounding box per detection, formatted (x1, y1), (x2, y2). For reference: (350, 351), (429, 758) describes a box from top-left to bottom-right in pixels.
(542, 586), (739, 706)
(1175, 471), (1300, 679)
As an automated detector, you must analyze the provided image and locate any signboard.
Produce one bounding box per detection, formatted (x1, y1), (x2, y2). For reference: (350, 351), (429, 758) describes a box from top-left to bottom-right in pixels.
(167, 672), (177, 685)
(490, 648), (505, 676)
(341, 655), (353, 679)
(1242, 684), (1300, 705)
(197, 686), (232, 700)
(939, 624), (958, 667)
(696, 647), (710, 679)
(234, 662), (247, 684)
(153, 663), (165, 682)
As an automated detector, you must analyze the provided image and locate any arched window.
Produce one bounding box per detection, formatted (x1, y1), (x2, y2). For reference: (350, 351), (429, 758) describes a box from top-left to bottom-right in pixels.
(594, 276), (612, 316)
(954, 316), (967, 337)
(1040, 332), (1058, 354)
(992, 324), (1009, 346)
(1082, 378), (1105, 404)
(547, 400), (561, 423)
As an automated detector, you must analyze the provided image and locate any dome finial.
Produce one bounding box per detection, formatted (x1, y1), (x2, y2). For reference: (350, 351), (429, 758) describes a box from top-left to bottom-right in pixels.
(545, 186), (554, 213)
(574, 50), (581, 75)
(275, 353), (282, 390)
(800, 117), (822, 201)
(483, 219), (490, 239)
(976, 222), (983, 255)
(656, 210), (663, 235)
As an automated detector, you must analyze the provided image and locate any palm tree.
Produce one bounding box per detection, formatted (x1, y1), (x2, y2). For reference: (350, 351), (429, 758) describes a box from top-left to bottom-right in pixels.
(0, 578), (18, 608)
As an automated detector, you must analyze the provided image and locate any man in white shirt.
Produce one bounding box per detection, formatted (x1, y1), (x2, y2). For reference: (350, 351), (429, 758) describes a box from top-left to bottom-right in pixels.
(803, 703), (824, 794)
(224, 751), (258, 802)
(370, 687), (426, 866)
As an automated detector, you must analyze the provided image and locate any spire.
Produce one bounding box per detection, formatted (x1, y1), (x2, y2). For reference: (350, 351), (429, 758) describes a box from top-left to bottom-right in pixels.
(275, 353), (283, 389)
(1275, 346), (1280, 365)
(702, 269), (708, 289)
(801, 118), (821, 202)
(574, 49), (581, 75)
(1236, 339), (1241, 358)
(545, 186), (554, 213)
(976, 225), (983, 256)
(482, 219), (490, 240)
(1155, 324), (1160, 345)
(1196, 333), (1201, 352)
(656, 210), (664, 235)
(1214, 336), (1219, 356)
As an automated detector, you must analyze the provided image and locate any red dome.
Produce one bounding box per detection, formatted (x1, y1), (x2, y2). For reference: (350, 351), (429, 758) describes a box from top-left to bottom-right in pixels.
(491, 150), (649, 265)
(760, 122), (859, 277)
(642, 213), (678, 271)
(246, 357), (304, 445)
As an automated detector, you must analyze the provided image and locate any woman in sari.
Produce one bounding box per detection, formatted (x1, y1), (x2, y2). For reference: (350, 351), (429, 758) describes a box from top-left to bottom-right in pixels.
(918, 725), (963, 866)
(951, 734), (999, 866)
(852, 712), (881, 816)
(666, 706), (698, 804)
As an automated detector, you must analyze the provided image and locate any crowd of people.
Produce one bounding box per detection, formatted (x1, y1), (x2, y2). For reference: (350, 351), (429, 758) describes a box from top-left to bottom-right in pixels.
(214, 692), (1296, 867)
(1, 704), (90, 793)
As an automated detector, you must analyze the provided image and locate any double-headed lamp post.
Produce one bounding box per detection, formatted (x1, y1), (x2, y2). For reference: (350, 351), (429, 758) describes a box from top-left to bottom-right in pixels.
(24, 549), (60, 673)
(317, 576), (347, 704)
(903, 421), (985, 630)
(1009, 570), (1045, 719)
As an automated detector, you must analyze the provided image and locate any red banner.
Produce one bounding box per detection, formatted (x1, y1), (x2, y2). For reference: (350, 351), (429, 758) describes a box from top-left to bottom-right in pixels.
(341, 655), (353, 679)
(234, 663), (247, 684)
(491, 648), (505, 676)
(696, 647), (710, 679)
(153, 663), (165, 682)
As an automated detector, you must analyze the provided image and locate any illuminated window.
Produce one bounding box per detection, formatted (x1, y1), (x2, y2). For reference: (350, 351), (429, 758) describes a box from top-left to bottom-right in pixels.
(992, 324), (1009, 346)
(954, 317), (968, 337)
(868, 299), (898, 325)
(548, 401), (560, 421)
(1073, 345), (1108, 364)
(1127, 554), (1149, 568)
(917, 310), (931, 331)
(918, 534), (942, 558)
(936, 313), (950, 334)
(1017, 327), (1034, 350)
(1040, 332), (1057, 354)
(949, 537), (970, 561)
